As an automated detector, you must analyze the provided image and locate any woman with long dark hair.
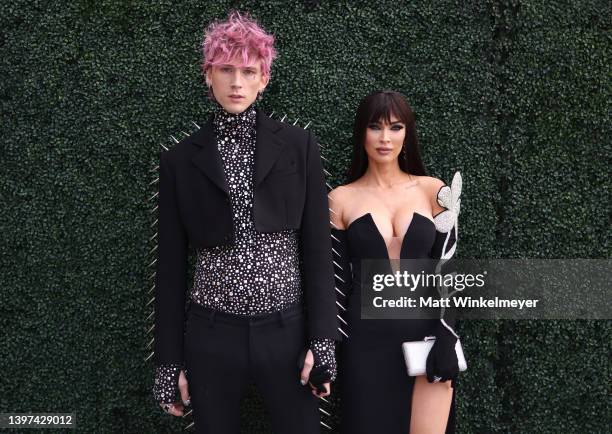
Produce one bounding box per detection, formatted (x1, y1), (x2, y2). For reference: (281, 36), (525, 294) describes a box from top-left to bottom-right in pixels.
(330, 90), (463, 433)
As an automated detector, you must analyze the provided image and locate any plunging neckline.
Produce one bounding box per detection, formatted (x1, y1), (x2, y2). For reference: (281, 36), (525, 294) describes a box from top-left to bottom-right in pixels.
(346, 212), (435, 259)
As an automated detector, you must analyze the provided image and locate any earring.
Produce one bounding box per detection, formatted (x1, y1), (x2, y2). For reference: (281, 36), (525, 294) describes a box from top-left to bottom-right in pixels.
(402, 144), (407, 160)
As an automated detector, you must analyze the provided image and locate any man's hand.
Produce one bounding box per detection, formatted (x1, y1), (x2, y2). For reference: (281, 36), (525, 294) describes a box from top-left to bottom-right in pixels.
(159, 369), (191, 416)
(299, 349), (331, 398)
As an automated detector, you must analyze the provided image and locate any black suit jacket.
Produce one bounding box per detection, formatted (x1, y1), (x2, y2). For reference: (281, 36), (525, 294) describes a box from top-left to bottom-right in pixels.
(154, 109), (340, 366)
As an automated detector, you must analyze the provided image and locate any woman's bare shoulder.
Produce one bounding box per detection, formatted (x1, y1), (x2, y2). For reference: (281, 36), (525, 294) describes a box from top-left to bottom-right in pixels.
(329, 182), (361, 203)
(414, 176), (446, 213)
(416, 175), (445, 186)
(414, 175), (445, 194)
(328, 183), (360, 229)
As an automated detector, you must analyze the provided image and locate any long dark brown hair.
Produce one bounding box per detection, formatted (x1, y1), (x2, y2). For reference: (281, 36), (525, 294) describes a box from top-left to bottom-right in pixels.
(347, 90), (426, 182)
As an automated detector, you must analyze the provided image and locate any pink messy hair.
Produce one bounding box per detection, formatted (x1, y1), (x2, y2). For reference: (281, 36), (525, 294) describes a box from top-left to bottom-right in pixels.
(201, 10), (277, 81)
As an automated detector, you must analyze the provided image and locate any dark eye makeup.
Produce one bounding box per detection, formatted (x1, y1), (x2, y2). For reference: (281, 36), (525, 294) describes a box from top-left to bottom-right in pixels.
(367, 122), (405, 130)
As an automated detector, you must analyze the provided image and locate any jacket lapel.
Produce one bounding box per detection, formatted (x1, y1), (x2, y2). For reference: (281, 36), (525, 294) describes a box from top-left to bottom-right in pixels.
(190, 117), (230, 195)
(254, 109), (286, 188)
(190, 108), (286, 194)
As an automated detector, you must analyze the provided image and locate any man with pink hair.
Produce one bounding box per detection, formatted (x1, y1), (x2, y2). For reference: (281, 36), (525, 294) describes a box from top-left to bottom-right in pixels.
(152, 11), (339, 433)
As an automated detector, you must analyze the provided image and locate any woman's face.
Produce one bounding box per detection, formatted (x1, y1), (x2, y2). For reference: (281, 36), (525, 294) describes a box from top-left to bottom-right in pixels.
(363, 115), (406, 165)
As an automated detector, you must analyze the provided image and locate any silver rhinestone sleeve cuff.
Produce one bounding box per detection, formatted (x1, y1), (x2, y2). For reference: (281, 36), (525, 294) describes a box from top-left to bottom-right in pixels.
(153, 364), (182, 404)
(310, 338), (337, 382)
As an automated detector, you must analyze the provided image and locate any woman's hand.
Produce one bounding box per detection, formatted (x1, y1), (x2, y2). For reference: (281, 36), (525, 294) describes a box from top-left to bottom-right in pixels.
(159, 369), (191, 416)
(425, 324), (459, 384)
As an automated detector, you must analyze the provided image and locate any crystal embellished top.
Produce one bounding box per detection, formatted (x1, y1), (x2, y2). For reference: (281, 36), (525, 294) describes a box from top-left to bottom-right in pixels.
(153, 104), (336, 405)
(191, 104), (302, 313)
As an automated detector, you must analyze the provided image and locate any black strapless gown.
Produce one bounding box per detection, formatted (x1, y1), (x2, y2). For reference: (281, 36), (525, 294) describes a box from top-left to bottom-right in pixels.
(333, 212), (456, 434)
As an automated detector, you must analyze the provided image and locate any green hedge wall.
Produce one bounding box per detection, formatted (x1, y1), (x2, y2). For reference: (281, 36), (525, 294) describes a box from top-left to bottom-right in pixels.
(0, 0), (609, 432)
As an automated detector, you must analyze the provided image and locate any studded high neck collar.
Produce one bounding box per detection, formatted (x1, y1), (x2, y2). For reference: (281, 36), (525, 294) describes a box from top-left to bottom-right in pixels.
(212, 103), (257, 135)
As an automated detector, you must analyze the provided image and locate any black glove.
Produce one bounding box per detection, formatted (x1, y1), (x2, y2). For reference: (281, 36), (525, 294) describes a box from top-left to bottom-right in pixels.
(297, 347), (333, 395)
(425, 321), (459, 386)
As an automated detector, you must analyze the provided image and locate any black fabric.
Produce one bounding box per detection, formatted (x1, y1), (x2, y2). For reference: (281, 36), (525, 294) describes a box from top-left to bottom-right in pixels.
(331, 228), (352, 342)
(426, 322), (459, 384)
(334, 211), (456, 434)
(154, 109), (339, 371)
(429, 224), (459, 329)
(427, 224), (460, 387)
(184, 302), (320, 434)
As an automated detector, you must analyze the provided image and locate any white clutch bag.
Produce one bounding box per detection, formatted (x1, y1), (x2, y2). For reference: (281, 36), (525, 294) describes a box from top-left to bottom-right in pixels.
(402, 336), (467, 377)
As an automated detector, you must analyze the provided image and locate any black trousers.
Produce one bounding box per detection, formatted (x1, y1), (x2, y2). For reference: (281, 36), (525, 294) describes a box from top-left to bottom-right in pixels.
(184, 302), (321, 434)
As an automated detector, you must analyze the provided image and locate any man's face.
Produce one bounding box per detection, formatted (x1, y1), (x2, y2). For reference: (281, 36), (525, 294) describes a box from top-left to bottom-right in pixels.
(206, 57), (269, 114)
